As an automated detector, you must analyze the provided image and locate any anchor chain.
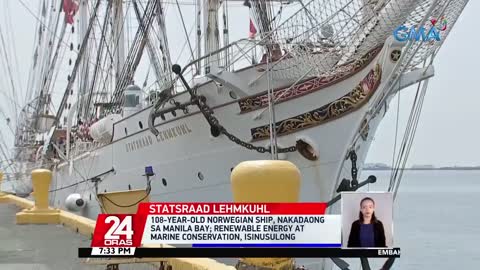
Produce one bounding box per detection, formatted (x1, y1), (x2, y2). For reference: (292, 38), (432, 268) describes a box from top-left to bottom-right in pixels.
(195, 96), (297, 154)
(349, 150), (359, 187)
(168, 63), (297, 154)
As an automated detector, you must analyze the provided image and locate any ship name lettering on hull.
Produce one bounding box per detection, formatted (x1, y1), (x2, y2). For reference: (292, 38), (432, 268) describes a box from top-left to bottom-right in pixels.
(125, 123), (192, 153)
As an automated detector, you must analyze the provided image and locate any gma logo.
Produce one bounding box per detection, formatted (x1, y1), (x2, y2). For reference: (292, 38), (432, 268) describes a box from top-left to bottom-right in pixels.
(393, 25), (442, 42)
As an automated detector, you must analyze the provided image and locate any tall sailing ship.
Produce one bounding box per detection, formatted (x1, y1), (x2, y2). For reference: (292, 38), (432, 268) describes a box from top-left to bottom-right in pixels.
(2, 0), (470, 268)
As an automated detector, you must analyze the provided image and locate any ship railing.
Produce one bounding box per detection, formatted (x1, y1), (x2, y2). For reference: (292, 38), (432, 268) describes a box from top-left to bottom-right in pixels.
(70, 141), (104, 158)
(175, 0), (468, 92)
(167, 38), (263, 92)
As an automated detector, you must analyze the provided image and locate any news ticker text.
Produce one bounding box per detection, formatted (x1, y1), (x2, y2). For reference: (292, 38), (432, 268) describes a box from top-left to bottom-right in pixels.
(79, 247), (401, 258)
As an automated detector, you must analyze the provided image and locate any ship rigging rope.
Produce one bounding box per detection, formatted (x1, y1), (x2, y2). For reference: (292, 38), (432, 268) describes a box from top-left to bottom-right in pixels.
(3, 1), (23, 94)
(54, 0), (103, 125)
(84, 1), (114, 119)
(16, 0), (113, 94)
(40, 21), (68, 99)
(132, 0), (171, 93)
(48, 160), (99, 193)
(37, 0), (64, 101)
(111, 0), (159, 104)
(49, 178), (90, 193)
(90, 2), (134, 116)
(389, 75), (429, 199)
(0, 23), (20, 122)
(390, 85), (401, 190)
(175, 0), (195, 68)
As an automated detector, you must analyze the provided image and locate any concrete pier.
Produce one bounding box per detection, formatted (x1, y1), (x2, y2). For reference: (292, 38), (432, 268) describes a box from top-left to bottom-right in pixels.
(0, 204), (93, 270)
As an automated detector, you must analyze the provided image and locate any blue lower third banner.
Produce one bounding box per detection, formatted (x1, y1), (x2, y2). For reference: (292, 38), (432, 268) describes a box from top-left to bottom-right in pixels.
(192, 243), (342, 247)
(79, 247), (401, 258)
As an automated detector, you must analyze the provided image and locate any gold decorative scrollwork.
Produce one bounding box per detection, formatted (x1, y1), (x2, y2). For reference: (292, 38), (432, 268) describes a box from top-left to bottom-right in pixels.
(238, 46), (383, 113)
(250, 64), (382, 141)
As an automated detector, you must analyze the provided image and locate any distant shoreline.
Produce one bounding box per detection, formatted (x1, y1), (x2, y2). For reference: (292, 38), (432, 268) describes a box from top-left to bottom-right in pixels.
(364, 167), (480, 171)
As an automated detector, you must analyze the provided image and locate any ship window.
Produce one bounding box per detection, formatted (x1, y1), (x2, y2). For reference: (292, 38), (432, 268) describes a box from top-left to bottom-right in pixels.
(162, 178), (167, 186)
(124, 127), (128, 135)
(229, 91), (237, 99)
(125, 94), (138, 107)
(139, 121), (143, 129)
(197, 172), (204, 181)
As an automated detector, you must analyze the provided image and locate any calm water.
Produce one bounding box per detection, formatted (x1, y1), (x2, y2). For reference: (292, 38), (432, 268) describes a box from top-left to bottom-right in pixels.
(355, 170), (480, 270)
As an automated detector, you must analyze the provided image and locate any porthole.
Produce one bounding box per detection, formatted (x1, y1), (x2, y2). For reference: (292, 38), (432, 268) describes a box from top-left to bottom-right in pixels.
(296, 139), (318, 161)
(139, 121), (143, 129)
(197, 172), (204, 181)
(162, 178), (167, 186)
(160, 114), (166, 120)
(390, 49), (401, 62)
(172, 110), (177, 117)
(124, 127), (128, 135)
(229, 91), (237, 100)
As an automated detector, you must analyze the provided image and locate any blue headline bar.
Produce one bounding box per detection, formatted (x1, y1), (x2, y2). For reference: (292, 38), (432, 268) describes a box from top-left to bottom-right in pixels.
(192, 243), (342, 248)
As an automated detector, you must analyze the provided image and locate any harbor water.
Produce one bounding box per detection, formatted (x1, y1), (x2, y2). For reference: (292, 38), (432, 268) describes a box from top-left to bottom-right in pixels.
(358, 169), (480, 269)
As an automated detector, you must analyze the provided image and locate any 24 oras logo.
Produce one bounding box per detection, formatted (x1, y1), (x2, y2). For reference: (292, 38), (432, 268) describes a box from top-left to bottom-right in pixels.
(91, 215), (135, 247)
(393, 17), (448, 42)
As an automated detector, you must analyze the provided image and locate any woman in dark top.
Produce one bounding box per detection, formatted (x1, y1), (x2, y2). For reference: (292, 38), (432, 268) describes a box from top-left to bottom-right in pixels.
(347, 197), (386, 248)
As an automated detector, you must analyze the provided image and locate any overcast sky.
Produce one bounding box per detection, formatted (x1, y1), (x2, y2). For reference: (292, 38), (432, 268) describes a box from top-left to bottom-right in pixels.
(0, 0), (478, 167)
(366, 0), (480, 167)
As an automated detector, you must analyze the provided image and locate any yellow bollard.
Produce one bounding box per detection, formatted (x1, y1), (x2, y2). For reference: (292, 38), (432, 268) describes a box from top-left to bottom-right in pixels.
(0, 171), (7, 202)
(231, 160), (301, 270)
(0, 171), (4, 193)
(16, 169), (60, 224)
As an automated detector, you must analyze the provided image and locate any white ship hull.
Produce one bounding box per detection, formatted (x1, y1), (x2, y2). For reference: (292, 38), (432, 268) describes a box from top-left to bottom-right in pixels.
(46, 40), (400, 220)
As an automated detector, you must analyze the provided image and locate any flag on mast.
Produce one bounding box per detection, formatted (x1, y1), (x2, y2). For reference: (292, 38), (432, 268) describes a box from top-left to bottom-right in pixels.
(249, 19), (257, 39)
(63, 0), (80, 25)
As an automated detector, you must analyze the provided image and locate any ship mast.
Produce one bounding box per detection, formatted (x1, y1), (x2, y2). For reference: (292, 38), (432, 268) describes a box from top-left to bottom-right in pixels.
(196, 0), (202, 75)
(77, 0), (90, 122)
(113, 0), (125, 84)
(203, 0), (221, 73)
(133, 0), (173, 93)
(110, 0), (160, 104)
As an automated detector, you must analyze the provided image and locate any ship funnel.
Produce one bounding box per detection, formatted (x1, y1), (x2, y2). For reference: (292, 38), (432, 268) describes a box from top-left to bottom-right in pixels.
(123, 84), (143, 117)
